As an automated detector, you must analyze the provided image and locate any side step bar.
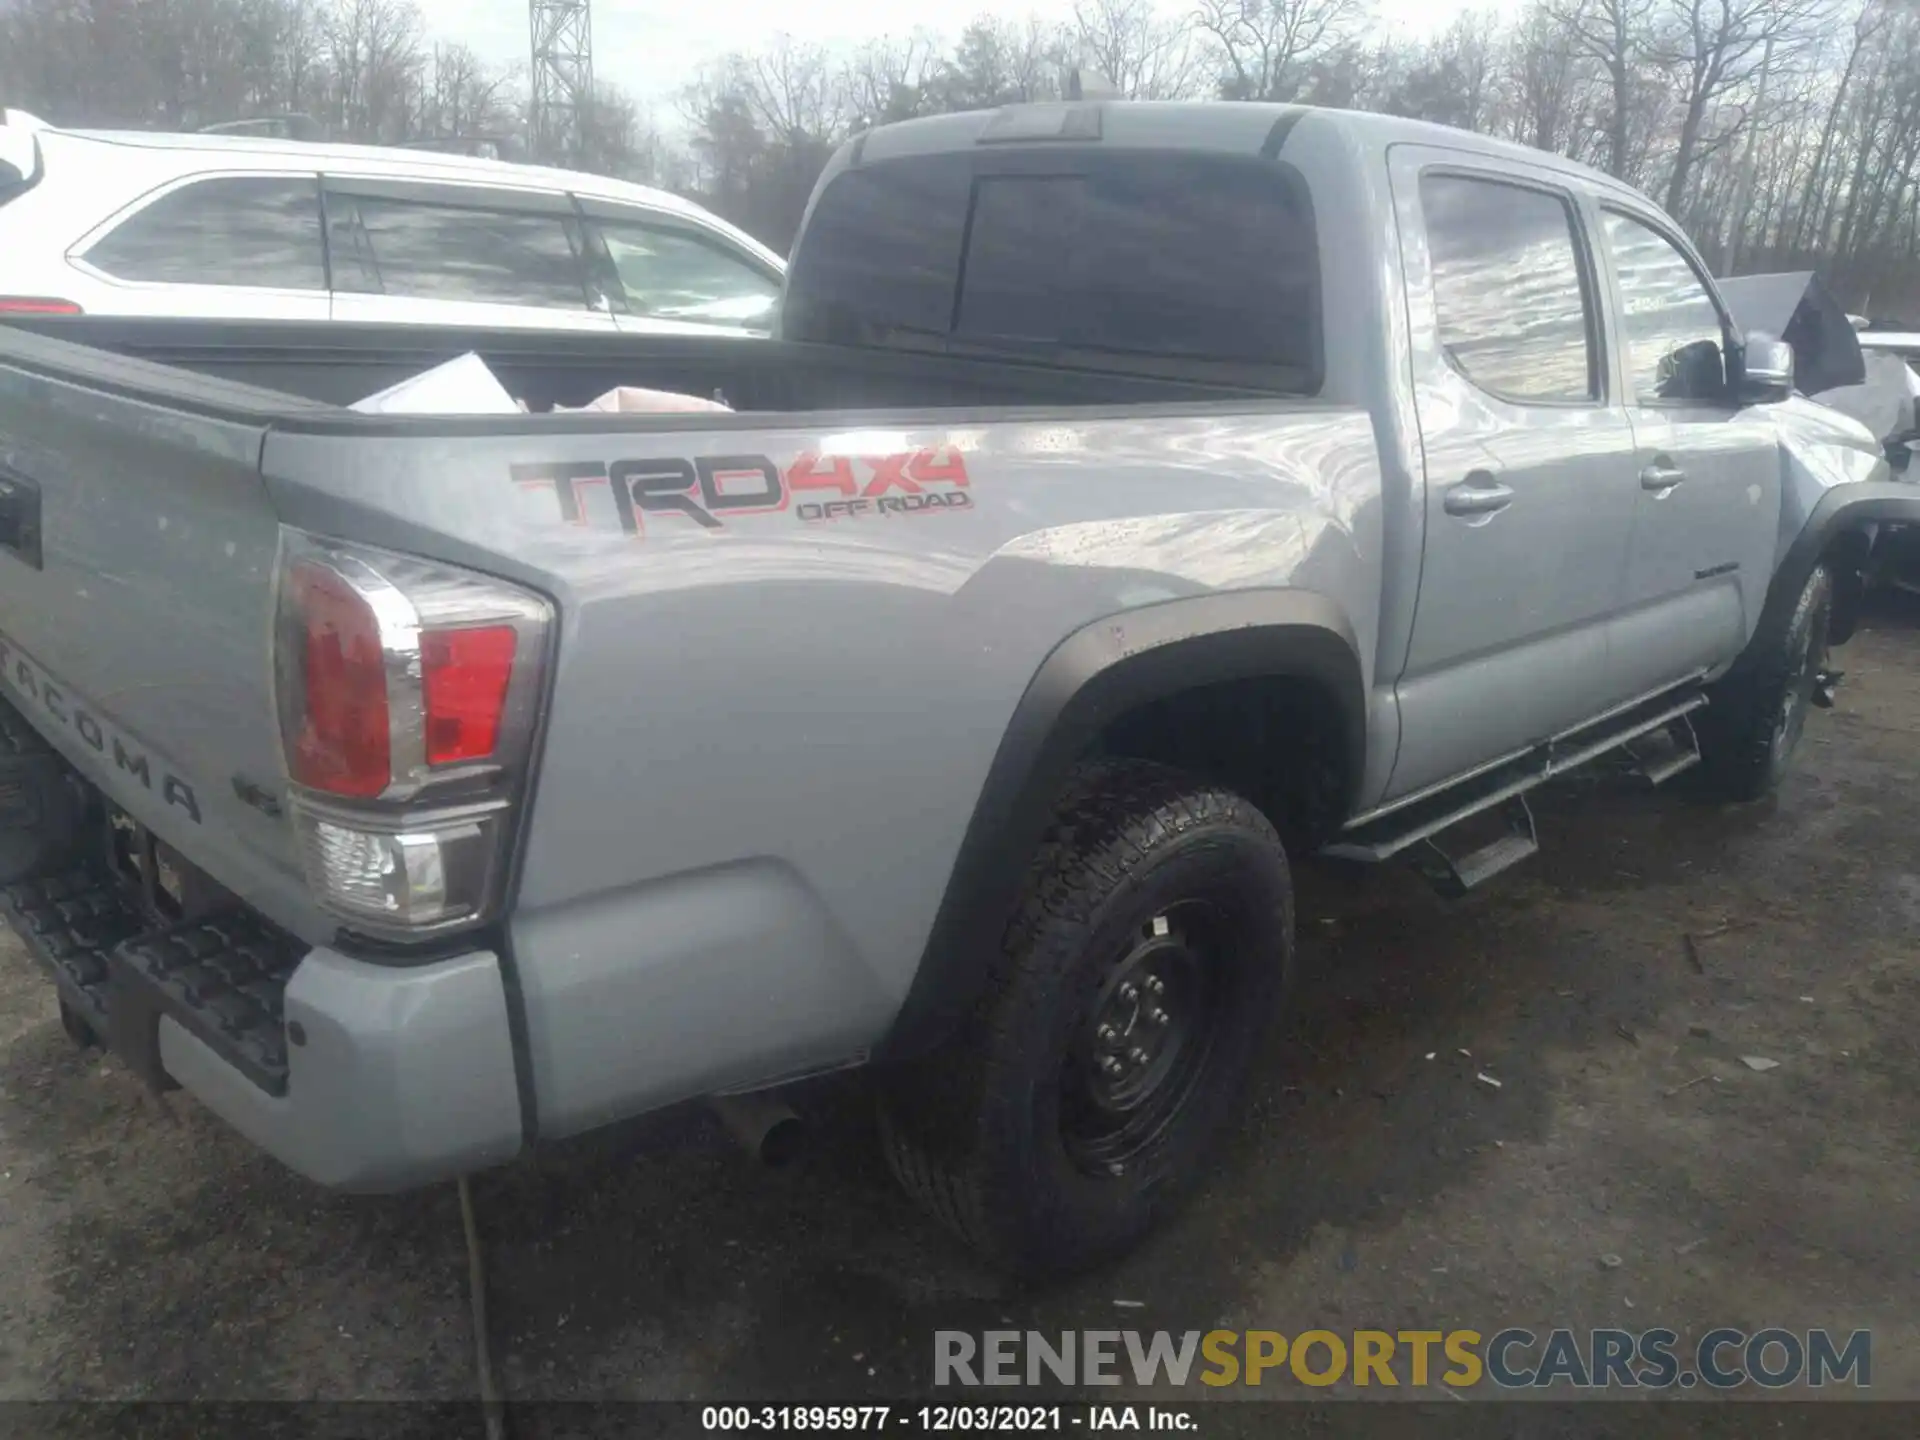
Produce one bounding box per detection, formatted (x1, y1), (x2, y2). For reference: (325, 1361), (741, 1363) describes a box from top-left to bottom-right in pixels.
(1626, 713), (1704, 787)
(1409, 795), (1539, 899)
(1326, 687), (1708, 892)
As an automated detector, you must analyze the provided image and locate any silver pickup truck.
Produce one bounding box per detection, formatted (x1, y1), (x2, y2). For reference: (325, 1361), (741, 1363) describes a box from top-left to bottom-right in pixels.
(0, 102), (1910, 1275)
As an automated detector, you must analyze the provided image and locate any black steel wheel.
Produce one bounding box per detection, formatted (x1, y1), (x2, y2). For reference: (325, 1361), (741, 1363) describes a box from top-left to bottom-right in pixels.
(1060, 899), (1228, 1174)
(879, 760), (1293, 1275)
(1699, 562), (1834, 801)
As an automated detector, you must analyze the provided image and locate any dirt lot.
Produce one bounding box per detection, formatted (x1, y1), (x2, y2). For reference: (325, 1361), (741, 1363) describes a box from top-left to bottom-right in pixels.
(0, 602), (1915, 1424)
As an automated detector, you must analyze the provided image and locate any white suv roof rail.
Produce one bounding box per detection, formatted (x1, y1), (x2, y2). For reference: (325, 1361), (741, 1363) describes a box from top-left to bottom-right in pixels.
(197, 114), (327, 142)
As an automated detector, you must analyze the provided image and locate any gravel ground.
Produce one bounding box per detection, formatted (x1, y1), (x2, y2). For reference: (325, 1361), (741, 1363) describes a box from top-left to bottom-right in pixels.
(1, 601), (1915, 1427)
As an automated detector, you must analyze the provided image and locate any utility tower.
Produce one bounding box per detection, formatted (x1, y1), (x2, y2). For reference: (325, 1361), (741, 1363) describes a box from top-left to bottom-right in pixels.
(529, 0), (593, 164)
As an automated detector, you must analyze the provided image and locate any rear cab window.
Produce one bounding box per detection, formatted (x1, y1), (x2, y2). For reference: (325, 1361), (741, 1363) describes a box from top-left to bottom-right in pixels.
(80, 175), (325, 290)
(783, 149), (1321, 390)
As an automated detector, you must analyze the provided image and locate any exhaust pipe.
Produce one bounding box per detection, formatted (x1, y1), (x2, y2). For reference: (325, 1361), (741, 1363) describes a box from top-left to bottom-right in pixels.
(709, 1089), (808, 1167)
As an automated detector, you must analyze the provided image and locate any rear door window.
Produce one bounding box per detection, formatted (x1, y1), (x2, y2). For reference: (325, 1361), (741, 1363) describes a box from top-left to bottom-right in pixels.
(785, 151), (1320, 388)
(325, 190), (591, 311)
(1420, 172), (1598, 403)
(82, 175), (325, 290)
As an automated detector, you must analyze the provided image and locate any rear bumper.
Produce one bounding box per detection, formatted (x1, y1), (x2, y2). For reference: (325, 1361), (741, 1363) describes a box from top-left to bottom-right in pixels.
(156, 944), (525, 1191)
(0, 691), (525, 1190)
(3, 851), (525, 1191)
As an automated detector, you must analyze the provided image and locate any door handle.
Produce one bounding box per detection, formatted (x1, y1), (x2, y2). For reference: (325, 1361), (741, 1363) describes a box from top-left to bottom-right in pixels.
(1443, 480), (1515, 517)
(1640, 460), (1686, 491)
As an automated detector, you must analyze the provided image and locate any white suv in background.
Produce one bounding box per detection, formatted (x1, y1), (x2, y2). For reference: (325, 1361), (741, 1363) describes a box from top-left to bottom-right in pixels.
(0, 110), (785, 335)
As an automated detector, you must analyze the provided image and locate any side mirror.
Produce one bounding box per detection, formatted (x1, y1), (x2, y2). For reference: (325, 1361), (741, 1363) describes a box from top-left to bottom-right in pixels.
(1657, 337), (1727, 400)
(1737, 331), (1795, 404)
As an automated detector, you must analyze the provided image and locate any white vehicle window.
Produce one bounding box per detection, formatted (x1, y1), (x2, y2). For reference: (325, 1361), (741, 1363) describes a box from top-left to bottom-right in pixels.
(1421, 172), (1597, 404)
(595, 220), (780, 330)
(1602, 210), (1729, 405)
(83, 176), (325, 290)
(328, 192), (592, 312)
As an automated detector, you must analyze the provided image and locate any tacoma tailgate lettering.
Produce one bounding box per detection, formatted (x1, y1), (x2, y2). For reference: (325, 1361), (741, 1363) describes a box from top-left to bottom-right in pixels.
(0, 630), (202, 823)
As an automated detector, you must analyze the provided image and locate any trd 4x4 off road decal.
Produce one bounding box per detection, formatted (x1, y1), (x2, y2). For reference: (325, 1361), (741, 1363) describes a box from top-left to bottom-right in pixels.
(511, 447), (972, 538)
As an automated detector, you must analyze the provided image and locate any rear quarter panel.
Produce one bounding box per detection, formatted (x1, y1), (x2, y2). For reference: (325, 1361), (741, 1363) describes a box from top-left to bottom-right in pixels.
(261, 404), (1383, 1133)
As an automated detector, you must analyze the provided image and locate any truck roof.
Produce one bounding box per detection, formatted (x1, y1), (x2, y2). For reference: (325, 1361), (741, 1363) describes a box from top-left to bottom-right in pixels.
(854, 100), (1639, 198)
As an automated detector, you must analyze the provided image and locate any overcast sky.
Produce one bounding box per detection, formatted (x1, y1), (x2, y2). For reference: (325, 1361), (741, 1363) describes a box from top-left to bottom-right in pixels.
(416, 0), (1502, 133)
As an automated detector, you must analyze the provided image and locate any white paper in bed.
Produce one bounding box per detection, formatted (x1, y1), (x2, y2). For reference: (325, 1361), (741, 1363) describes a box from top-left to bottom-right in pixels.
(350, 352), (522, 415)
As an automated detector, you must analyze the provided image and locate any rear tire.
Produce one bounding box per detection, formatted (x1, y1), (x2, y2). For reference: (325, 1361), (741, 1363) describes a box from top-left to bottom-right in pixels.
(1697, 562), (1833, 802)
(879, 760), (1292, 1275)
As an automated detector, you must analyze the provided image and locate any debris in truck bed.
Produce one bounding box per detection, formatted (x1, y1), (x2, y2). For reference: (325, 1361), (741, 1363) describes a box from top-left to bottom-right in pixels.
(553, 385), (733, 414)
(347, 356), (733, 418)
(350, 351), (521, 415)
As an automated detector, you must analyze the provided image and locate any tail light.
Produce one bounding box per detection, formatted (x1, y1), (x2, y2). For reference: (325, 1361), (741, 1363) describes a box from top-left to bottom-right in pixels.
(0, 297), (82, 314)
(272, 531), (551, 938)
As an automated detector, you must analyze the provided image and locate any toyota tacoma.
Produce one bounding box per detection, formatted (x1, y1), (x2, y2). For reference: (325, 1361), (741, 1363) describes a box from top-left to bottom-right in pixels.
(0, 102), (1911, 1274)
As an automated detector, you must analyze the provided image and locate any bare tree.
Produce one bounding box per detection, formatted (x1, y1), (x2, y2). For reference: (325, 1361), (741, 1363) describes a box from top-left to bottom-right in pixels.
(1828, 1), (1920, 291)
(1071, 0), (1204, 98)
(1378, 12), (1501, 129)
(1286, 36), (1374, 107)
(1550, 0), (1659, 177)
(321, 0), (425, 142)
(1195, 0), (1368, 101)
(731, 35), (850, 145)
(1505, 0), (1601, 153)
(934, 14), (1069, 110)
(418, 43), (515, 141)
(680, 37), (854, 248)
(4, 0), (1918, 311)
(845, 31), (945, 127)
(266, 0), (330, 119)
(683, 75), (767, 205)
(1652, 0), (1824, 217)
(577, 84), (666, 181)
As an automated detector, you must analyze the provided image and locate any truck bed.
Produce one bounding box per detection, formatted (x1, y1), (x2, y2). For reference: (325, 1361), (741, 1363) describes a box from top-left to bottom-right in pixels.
(0, 317), (1279, 414)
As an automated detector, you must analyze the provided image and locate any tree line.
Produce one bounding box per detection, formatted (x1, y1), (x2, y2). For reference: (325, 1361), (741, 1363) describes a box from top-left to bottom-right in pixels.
(3, 0), (1917, 315)
(0, 0), (666, 178)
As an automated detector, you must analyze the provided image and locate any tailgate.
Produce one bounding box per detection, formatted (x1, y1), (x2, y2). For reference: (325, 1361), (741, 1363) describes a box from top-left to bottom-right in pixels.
(0, 337), (326, 940)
